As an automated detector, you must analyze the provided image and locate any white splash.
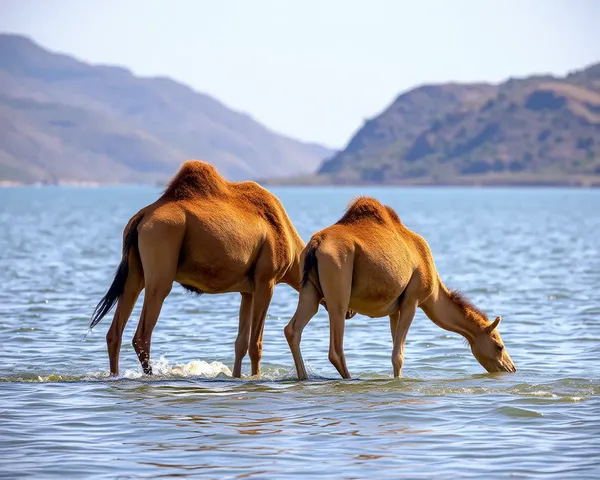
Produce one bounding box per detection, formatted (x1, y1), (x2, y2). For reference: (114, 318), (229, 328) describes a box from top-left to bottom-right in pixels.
(19, 357), (315, 383)
(120, 356), (232, 379)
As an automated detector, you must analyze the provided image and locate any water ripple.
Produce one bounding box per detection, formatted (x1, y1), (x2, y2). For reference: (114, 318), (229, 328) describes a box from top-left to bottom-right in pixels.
(1, 186), (600, 478)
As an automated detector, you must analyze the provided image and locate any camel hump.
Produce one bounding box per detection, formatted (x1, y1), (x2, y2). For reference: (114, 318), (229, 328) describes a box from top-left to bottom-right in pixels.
(163, 160), (228, 200)
(233, 181), (289, 235)
(337, 196), (401, 225)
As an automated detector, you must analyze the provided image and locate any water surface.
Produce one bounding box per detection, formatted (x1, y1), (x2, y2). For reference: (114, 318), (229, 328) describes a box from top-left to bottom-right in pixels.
(1, 186), (599, 478)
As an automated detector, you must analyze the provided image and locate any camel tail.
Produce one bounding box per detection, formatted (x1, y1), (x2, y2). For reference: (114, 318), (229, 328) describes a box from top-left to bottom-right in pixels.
(301, 238), (320, 288)
(89, 214), (144, 330)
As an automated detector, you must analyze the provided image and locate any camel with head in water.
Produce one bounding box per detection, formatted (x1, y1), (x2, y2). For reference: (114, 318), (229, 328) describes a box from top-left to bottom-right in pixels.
(284, 196), (516, 380)
(90, 160), (305, 378)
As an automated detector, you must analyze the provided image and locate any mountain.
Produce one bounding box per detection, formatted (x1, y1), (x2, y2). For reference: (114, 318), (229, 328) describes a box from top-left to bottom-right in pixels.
(0, 34), (333, 184)
(310, 63), (600, 186)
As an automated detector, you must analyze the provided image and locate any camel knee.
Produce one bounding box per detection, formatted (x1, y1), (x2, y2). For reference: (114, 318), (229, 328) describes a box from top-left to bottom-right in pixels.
(392, 355), (403, 370)
(249, 341), (262, 359)
(145, 283), (172, 299)
(284, 305), (316, 345)
(106, 328), (120, 351)
(284, 321), (301, 346)
(234, 335), (249, 359)
(328, 350), (341, 368)
(284, 322), (294, 343)
(392, 351), (404, 377)
(249, 341), (263, 367)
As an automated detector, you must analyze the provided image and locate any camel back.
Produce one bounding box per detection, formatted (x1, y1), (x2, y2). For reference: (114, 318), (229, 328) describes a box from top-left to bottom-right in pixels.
(163, 161), (228, 200)
(162, 160), (303, 268)
(336, 197), (402, 226)
(302, 197), (403, 288)
(334, 197), (487, 325)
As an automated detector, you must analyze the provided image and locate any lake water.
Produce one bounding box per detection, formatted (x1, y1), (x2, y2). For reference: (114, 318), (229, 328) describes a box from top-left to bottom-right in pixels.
(1, 186), (599, 478)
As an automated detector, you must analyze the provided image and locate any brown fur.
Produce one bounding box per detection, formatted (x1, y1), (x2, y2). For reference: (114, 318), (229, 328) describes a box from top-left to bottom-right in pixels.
(163, 161), (228, 200)
(336, 196), (399, 225)
(446, 289), (488, 329)
(91, 160), (305, 377)
(285, 196), (516, 379)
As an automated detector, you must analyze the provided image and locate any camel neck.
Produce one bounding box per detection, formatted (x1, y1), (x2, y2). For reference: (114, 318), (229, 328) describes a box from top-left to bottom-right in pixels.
(421, 283), (487, 343)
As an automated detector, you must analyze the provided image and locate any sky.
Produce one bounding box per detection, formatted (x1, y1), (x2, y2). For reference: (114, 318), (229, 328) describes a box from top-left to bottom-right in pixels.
(1, 0), (599, 148)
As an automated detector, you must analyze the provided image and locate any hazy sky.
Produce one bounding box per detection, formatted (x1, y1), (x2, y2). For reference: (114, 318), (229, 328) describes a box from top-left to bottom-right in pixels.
(1, 0), (599, 147)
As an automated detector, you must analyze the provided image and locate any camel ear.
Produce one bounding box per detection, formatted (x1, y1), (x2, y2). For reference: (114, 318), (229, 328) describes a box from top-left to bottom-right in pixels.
(486, 316), (501, 333)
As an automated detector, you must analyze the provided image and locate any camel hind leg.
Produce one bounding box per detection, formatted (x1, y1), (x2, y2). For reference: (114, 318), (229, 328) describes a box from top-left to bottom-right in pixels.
(284, 281), (321, 380)
(317, 250), (353, 379)
(132, 221), (182, 374)
(106, 256), (144, 376)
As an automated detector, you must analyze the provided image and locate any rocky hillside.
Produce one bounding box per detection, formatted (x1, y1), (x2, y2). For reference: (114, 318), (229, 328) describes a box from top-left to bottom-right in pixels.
(0, 34), (332, 184)
(315, 63), (600, 186)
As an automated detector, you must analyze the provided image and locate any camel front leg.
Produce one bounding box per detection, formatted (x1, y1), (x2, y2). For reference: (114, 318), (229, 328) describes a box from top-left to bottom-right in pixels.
(390, 300), (418, 377)
(284, 281), (321, 380)
(233, 293), (253, 378)
(248, 281), (274, 376)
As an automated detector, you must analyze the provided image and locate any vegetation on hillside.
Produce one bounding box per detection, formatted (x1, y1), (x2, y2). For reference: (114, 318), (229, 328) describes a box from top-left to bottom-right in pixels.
(313, 63), (600, 186)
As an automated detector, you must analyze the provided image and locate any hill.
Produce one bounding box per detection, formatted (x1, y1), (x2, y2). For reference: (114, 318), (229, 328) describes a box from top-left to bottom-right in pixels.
(0, 34), (332, 184)
(308, 63), (600, 186)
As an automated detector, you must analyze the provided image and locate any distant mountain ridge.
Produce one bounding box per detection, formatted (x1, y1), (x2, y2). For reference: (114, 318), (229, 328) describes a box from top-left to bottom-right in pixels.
(308, 62), (600, 186)
(0, 34), (333, 184)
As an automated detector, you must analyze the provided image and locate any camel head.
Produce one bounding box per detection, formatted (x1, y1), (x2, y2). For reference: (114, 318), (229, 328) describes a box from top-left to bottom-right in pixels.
(470, 316), (516, 373)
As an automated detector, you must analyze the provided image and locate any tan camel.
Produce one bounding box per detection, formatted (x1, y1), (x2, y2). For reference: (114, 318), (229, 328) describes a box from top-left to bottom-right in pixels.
(90, 160), (305, 378)
(284, 196), (516, 380)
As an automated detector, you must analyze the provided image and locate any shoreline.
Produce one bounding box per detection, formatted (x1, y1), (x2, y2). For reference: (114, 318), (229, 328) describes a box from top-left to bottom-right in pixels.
(3, 173), (600, 189)
(3, 181), (600, 189)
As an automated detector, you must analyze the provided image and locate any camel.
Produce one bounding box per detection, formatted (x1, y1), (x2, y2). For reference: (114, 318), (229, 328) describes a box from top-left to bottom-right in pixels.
(284, 196), (516, 380)
(90, 160), (306, 378)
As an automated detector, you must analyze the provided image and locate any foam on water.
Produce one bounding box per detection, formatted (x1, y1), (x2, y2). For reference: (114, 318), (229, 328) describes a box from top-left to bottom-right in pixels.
(0, 358), (232, 383)
(121, 356), (233, 379)
(0, 357), (317, 383)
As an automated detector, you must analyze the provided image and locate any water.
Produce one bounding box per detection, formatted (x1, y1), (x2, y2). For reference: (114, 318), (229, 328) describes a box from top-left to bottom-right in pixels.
(1, 186), (599, 478)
